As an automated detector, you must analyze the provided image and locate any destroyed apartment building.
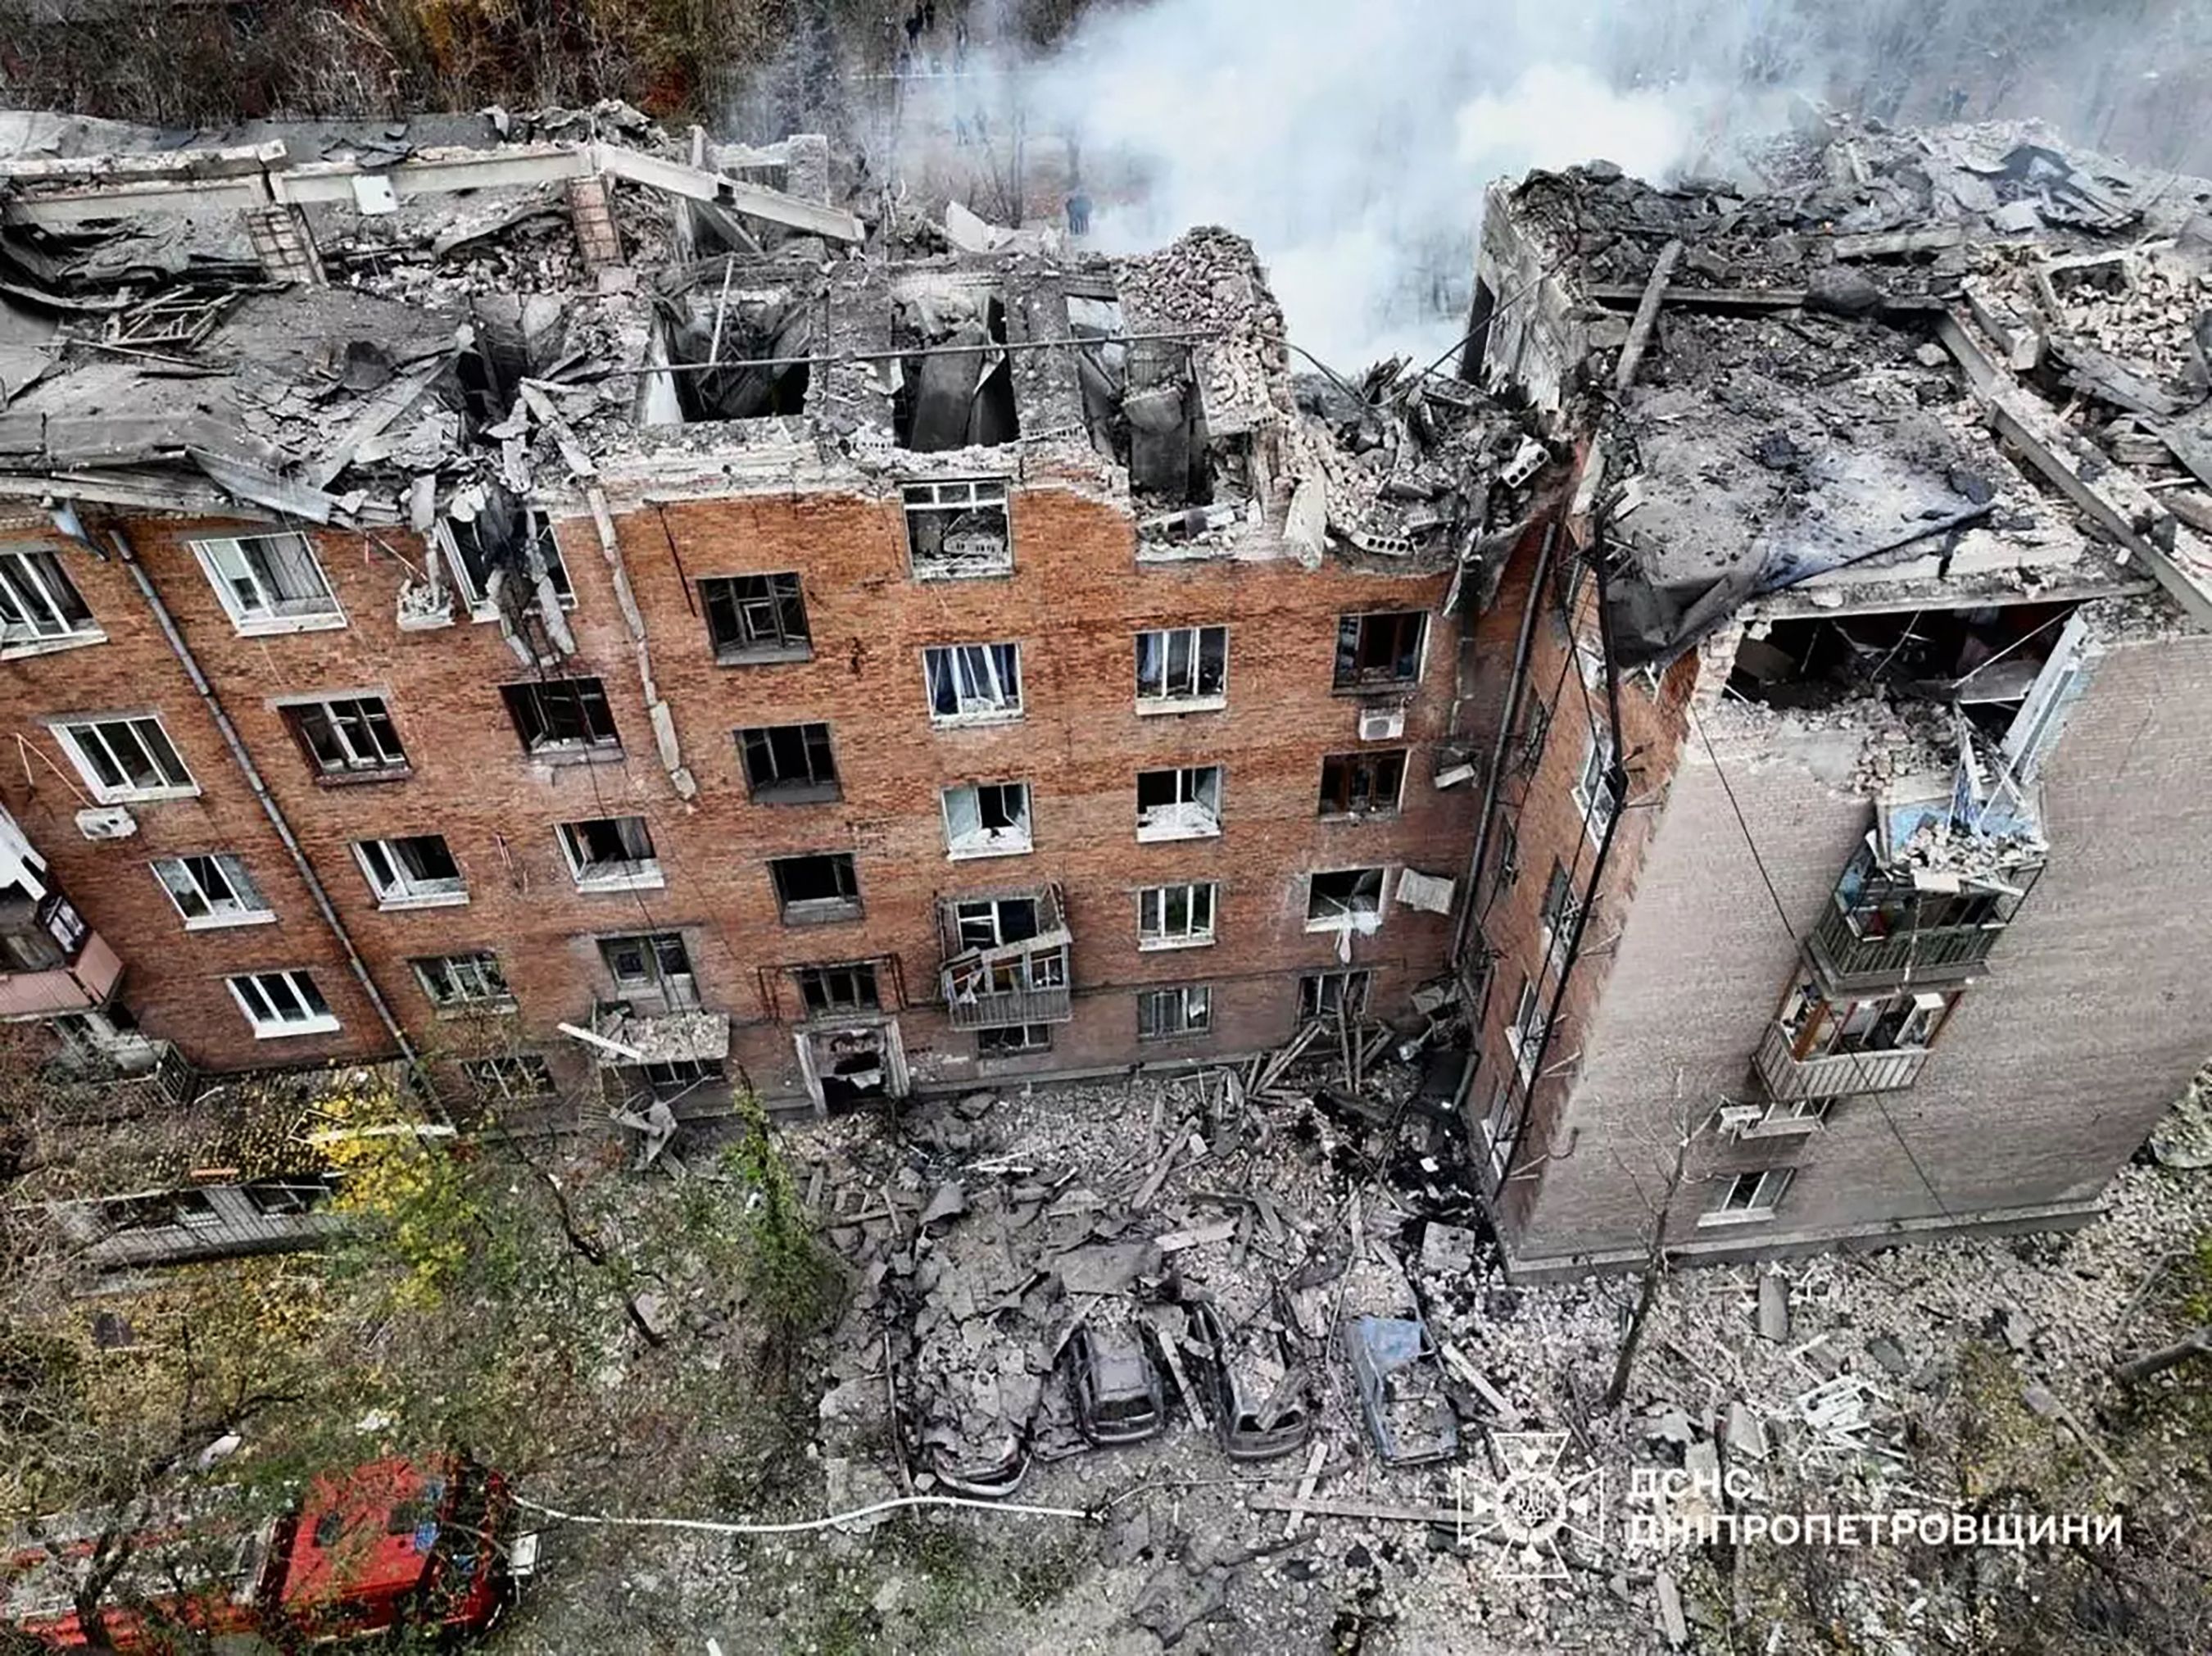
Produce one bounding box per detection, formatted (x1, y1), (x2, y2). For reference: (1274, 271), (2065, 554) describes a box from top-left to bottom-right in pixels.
(1452, 117), (2212, 1275)
(0, 108), (1537, 1150)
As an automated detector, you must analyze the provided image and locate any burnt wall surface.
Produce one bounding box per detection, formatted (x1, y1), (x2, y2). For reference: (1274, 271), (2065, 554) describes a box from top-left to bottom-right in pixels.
(0, 485), (1478, 1104)
(1505, 630), (2212, 1270)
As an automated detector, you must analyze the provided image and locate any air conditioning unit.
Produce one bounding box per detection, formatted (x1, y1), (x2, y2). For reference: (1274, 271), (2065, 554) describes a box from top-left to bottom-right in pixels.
(1715, 1105), (1766, 1137)
(75, 805), (138, 842)
(1358, 704), (1407, 742)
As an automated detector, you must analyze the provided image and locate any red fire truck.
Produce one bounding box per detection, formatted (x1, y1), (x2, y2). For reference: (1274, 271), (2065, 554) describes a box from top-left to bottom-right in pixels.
(4, 1455), (539, 1649)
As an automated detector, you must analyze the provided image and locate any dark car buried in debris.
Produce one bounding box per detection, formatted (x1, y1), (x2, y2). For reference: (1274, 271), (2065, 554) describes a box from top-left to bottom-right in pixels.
(1068, 1322), (1165, 1447)
(1345, 1314), (1460, 1468)
(1191, 1300), (1312, 1461)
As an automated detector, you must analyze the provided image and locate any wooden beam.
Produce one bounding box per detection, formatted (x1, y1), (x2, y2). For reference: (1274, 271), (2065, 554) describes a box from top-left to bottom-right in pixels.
(1614, 239), (1683, 392)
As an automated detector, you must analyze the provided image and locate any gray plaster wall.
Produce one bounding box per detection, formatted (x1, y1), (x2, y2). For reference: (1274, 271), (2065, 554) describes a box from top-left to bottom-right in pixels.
(1511, 632), (2212, 1268)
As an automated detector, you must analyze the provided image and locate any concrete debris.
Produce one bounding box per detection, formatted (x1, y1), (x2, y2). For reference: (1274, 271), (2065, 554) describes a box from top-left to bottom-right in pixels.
(1757, 1271), (1791, 1342)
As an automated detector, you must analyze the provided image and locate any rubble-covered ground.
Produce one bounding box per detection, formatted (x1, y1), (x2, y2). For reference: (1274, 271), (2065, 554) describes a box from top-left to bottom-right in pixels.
(500, 1057), (2212, 1655)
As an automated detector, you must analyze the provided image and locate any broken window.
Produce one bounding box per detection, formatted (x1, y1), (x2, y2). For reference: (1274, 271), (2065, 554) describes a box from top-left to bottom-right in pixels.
(56, 714), (195, 802)
(151, 854), (270, 929)
(463, 1054), (556, 1101)
(1333, 612), (1427, 690)
(954, 897), (1039, 950)
(925, 642), (1022, 724)
(105, 1189), (221, 1233)
(242, 1177), (335, 1218)
(1135, 625), (1227, 710)
(1138, 882), (1216, 950)
(228, 969), (338, 1037)
(1318, 751), (1406, 818)
(701, 573), (811, 663)
(632, 1056), (727, 1102)
(1305, 867), (1385, 931)
(557, 815), (660, 891)
(445, 506), (573, 619)
(190, 532), (342, 633)
(1506, 972), (1547, 1081)
(904, 479), (1012, 579)
(738, 722), (840, 801)
(793, 961), (881, 1016)
(1137, 984), (1211, 1041)
(770, 852), (862, 923)
(1538, 860), (1584, 972)
(1572, 729), (1620, 842)
(601, 932), (696, 1006)
(502, 678), (619, 758)
(0, 548), (96, 649)
(1701, 1168), (1793, 1225)
(1136, 765), (1222, 842)
(655, 279), (812, 421)
(412, 951), (511, 1010)
(1512, 696), (1551, 776)
(1777, 977), (1956, 1058)
(1299, 969), (1371, 1021)
(942, 780), (1031, 859)
(354, 834), (466, 908)
(285, 696), (408, 778)
(1492, 812), (1520, 893)
(891, 287), (1017, 451)
(977, 1023), (1051, 1056)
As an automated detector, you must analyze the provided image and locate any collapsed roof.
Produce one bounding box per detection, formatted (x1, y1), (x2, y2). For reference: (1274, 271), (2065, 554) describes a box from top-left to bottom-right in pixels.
(0, 102), (1537, 583)
(1474, 114), (2212, 663)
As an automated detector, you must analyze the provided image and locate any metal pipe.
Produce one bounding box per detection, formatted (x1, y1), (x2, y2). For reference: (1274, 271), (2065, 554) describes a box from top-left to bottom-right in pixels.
(108, 527), (429, 1086)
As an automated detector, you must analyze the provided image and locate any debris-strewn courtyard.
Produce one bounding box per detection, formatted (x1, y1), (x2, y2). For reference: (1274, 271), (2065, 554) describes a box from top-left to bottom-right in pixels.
(499, 1054), (2212, 1655)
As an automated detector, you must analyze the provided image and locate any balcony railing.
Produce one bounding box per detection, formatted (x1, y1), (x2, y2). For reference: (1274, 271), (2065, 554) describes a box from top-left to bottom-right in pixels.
(0, 927), (123, 1018)
(942, 953), (1072, 1031)
(1753, 1019), (1929, 1102)
(1806, 901), (2001, 991)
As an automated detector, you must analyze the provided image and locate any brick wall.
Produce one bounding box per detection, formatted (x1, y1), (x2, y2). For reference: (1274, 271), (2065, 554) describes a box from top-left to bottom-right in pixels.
(0, 479), (1482, 1106)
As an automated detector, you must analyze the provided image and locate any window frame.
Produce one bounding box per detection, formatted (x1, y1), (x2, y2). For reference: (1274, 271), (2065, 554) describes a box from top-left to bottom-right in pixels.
(463, 1054), (557, 1101)
(1573, 728), (1621, 845)
(411, 951), (514, 1012)
(189, 531), (345, 635)
(1317, 749), (1407, 819)
(737, 721), (841, 803)
(1135, 764), (1223, 842)
(902, 478), (1013, 580)
(977, 1023), (1052, 1057)
(441, 507), (574, 621)
(768, 852), (863, 924)
(1505, 972), (1548, 1082)
(227, 969), (340, 1038)
(1137, 882), (1217, 951)
(352, 834), (468, 910)
(282, 695), (409, 780)
(1304, 866), (1386, 931)
(923, 642), (1024, 726)
(599, 932), (698, 1005)
(792, 960), (882, 1018)
(1698, 1168), (1796, 1227)
(0, 547), (101, 655)
(150, 854), (274, 930)
(1134, 624), (1229, 713)
(700, 572), (811, 665)
(501, 678), (620, 760)
(556, 816), (663, 893)
(1333, 610), (1428, 691)
(53, 714), (197, 803)
(941, 780), (1033, 860)
(1538, 859), (1584, 974)
(1136, 983), (1212, 1041)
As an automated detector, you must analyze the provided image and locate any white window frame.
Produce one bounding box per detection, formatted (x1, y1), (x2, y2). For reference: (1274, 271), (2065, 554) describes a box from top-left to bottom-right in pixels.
(414, 951), (512, 1010)
(1299, 969), (1371, 1021)
(1135, 764), (1223, 842)
(1479, 1077), (1517, 1182)
(286, 695), (408, 775)
(558, 816), (663, 892)
(1138, 882), (1217, 951)
(941, 780), (1032, 860)
(227, 969), (340, 1038)
(1504, 973), (1548, 1082)
(903, 479), (1012, 580)
(1573, 728), (1620, 845)
(1698, 1168), (1796, 1227)
(53, 714), (198, 803)
(353, 835), (469, 910)
(1304, 866), (1386, 932)
(923, 643), (1023, 725)
(0, 547), (102, 656)
(977, 1023), (1052, 1056)
(1538, 860), (1584, 976)
(150, 854), (274, 930)
(1135, 625), (1228, 713)
(189, 532), (345, 635)
(1137, 984), (1211, 1041)
(952, 896), (1039, 950)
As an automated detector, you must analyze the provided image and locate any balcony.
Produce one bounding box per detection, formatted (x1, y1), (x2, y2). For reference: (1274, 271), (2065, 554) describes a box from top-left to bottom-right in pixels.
(1806, 898), (2004, 993)
(1752, 1019), (1929, 1103)
(0, 896), (123, 1019)
(939, 883), (1074, 1031)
